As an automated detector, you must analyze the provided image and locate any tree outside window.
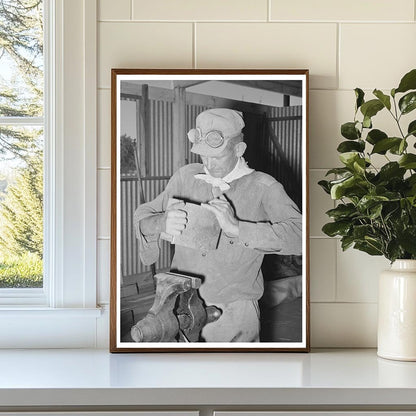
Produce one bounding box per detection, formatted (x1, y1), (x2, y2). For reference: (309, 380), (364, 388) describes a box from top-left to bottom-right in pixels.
(0, 0), (44, 288)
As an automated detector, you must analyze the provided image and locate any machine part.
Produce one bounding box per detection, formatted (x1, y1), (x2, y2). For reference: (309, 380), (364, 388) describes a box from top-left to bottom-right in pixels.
(130, 272), (221, 343)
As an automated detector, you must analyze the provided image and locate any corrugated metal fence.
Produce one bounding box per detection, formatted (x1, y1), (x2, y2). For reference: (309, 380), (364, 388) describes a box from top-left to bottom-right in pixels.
(266, 105), (303, 208)
(120, 96), (302, 279)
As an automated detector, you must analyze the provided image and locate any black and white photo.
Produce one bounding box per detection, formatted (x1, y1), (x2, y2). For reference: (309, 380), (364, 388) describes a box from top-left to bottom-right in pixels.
(110, 69), (309, 352)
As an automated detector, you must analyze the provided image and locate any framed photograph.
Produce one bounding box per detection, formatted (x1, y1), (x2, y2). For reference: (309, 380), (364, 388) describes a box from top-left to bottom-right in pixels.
(110, 69), (310, 352)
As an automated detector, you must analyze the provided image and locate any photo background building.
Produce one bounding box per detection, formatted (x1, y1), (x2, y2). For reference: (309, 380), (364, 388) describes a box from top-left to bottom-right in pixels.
(118, 79), (304, 342)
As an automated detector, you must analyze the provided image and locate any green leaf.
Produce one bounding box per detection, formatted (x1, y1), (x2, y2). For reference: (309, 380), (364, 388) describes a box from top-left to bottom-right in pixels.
(330, 175), (369, 200)
(326, 203), (356, 220)
(395, 69), (416, 94)
(325, 167), (352, 176)
(355, 88), (365, 110)
(339, 152), (360, 166)
(406, 174), (416, 187)
(398, 227), (416, 255)
(338, 152), (370, 176)
(373, 89), (391, 110)
(360, 99), (384, 119)
(366, 129), (387, 145)
(383, 191), (402, 201)
(399, 139), (407, 154)
(353, 224), (374, 240)
(399, 154), (416, 169)
(386, 240), (403, 263)
(330, 176), (356, 199)
(389, 139), (408, 155)
(354, 241), (383, 256)
(371, 137), (402, 154)
(363, 116), (372, 129)
(399, 92), (416, 115)
(353, 158), (367, 174)
(341, 235), (355, 251)
(318, 180), (331, 194)
(405, 175), (416, 197)
(337, 140), (365, 153)
(407, 120), (416, 137)
(357, 195), (389, 211)
(377, 162), (406, 182)
(369, 203), (383, 219)
(322, 221), (351, 237)
(341, 122), (361, 140)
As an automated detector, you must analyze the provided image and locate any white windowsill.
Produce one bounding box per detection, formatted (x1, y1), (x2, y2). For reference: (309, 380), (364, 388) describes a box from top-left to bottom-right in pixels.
(0, 307), (104, 349)
(0, 307), (102, 316)
(0, 349), (415, 410)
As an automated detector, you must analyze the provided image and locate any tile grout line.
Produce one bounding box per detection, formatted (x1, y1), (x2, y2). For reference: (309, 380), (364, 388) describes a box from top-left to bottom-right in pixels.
(193, 22), (197, 69)
(309, 236), (338, 239)
(333, 229), (339, 302)
(336, 22), (340, 90)
(267, 0), (271, 22)
(96, 87), (398, 92)
(98, 19), (415, 24)
(311, 301), (378, 305)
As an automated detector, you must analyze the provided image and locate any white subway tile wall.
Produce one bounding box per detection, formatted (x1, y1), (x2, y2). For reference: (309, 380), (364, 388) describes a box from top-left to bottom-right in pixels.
(98, 90), (111, 168)
(99, 0), (131, 21)
(96, 0), (416, 347)
(340, 24), (416, 90)
(131, 0), (269, 21)
(196, 23), (338, 89)
(97, 169), (111, 239)
(97, 239), (111, 305)
(270, 0), (414, 22)
(311, 303), (378, 347)
(310, 239), (337, 302)
(336, 246), (389, 303)
(98, 22), (193, 88)
(309, 170), (335, 237)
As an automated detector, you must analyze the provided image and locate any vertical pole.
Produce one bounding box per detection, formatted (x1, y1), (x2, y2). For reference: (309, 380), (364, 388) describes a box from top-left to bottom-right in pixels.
(132, 140), (156, 280)
(137, 84), (150, 177)
(283, 94), (290, 107)
(136, 84), (155, 279)
(172, 86), (186, 172)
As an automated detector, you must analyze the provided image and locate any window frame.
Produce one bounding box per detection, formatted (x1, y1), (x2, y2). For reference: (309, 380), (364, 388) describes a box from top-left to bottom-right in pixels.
(0, 0), (100, 347)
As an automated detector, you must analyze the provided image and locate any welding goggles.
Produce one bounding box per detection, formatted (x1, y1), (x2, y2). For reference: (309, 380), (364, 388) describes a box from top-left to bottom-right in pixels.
(187, 127), (226, 149)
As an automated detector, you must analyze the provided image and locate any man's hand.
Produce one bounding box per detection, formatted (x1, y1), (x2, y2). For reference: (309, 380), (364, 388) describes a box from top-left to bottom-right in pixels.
(202, 195), (239, 237)
(165, 201), (187, 236)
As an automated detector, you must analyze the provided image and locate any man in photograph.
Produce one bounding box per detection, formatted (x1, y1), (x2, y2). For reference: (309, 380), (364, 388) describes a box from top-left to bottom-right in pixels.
(134, 108), (302, 342)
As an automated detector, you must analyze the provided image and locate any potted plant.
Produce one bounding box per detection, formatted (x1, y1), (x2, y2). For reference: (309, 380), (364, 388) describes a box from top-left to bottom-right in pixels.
(319, 68), (416, 361)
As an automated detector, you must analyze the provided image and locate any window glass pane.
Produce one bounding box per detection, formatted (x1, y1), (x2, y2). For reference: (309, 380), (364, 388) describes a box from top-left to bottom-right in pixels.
(0, 0), (44, 117)
(0, 0), (44, 291)
(0, 126), (43, 288)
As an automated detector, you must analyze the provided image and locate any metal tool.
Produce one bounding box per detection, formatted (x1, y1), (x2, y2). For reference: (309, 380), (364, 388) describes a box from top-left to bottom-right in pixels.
(130, 272), (222, 343)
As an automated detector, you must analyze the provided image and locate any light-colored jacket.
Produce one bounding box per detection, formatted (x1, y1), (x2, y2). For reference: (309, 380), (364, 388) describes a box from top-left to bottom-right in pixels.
(134, 163), (302, 304)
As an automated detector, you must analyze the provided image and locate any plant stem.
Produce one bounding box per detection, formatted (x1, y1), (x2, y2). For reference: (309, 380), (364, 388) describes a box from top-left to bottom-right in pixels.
(390, 97), (406, 139)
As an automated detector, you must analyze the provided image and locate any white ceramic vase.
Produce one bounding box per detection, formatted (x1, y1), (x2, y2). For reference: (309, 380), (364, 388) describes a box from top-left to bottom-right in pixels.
(378, 259), (416, 361)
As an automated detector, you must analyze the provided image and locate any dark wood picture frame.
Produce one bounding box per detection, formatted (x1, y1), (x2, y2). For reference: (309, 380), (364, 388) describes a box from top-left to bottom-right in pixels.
(110, 69), (310, 352)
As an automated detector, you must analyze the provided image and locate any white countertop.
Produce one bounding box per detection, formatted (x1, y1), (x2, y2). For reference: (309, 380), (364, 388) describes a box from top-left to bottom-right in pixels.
(0, 348), (416, 408)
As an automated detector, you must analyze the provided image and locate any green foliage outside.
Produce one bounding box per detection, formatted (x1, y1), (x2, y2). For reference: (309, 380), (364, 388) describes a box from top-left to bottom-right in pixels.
(120, 134), (137, 174)
(0, 252), (42, 288)
(0, 155), (43, 258)
(319, 69), (416, 263)
(0, 0), (44, 288)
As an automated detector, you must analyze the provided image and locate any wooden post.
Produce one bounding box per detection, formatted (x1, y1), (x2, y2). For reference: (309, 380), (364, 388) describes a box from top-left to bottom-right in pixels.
(136, 84), (150, 177)
(172, 86), (186, 172)
(283, 94), (290, 107)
